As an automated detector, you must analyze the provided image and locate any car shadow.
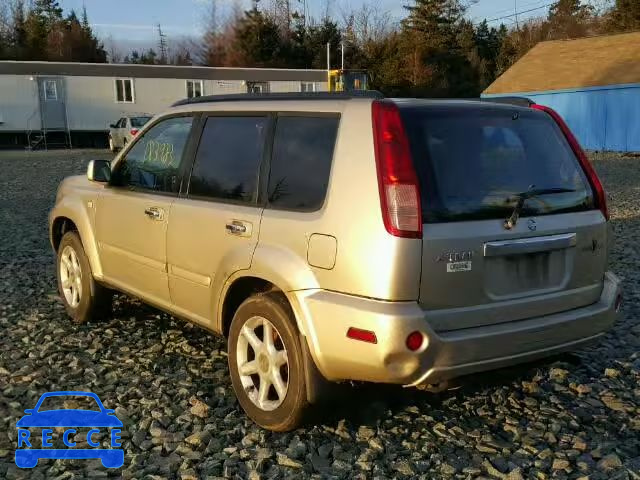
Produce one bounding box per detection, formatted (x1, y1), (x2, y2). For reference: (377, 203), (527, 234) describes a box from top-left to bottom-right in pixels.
(307, 353), (582, 428)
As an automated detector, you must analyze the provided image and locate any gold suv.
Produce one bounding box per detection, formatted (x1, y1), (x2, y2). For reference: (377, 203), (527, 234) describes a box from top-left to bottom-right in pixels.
(50, 92), (621, 431)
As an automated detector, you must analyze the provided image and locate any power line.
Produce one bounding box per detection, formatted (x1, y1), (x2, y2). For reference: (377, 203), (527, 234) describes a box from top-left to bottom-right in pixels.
(479, 2), (554, 25)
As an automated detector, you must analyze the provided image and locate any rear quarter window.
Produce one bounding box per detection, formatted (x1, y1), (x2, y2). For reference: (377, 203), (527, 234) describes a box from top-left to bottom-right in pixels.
(267, 115), (339, 211)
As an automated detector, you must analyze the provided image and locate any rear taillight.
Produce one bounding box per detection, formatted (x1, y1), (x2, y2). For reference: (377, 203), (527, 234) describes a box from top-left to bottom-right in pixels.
(531, 104), (609, 220)
(372, 100), (423, 238)
(130, 128), (139, 136)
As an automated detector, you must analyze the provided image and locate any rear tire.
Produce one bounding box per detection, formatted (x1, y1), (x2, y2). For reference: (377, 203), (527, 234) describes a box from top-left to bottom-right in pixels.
(228, 293), (311, 431)
(57, 231), (113, 324)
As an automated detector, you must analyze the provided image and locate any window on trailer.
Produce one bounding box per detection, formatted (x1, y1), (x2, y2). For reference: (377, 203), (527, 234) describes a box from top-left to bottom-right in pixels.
(44, 80), (58, 101)
(187, 80), (204, 98)
(301, 82), (316, 93)
(115, 79), (134, 103)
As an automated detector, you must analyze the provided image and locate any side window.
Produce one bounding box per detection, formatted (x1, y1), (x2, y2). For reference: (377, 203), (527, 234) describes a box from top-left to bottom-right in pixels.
(112, 116), (194, 194)
(301, 82), (316, 92)
(115, 79), (134, 103)
(267, 116), (339, 211)
(116, 118), (125, 128)
(187, 80), (203, 98)
(188, 116), (268, 203)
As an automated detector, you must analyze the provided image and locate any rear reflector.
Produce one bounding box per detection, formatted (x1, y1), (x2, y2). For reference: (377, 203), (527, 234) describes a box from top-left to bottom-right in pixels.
(531, 104), (609, 220)
(372, 100), (423, 238)
(346, 327), (377, 344)
(406, 331), (424, 352)
(130, 128), (139, 136)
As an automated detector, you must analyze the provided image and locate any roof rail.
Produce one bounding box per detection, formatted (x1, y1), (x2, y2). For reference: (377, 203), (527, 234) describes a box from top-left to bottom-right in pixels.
(171, 90), (385, 107)
(481, 96), (536, 107)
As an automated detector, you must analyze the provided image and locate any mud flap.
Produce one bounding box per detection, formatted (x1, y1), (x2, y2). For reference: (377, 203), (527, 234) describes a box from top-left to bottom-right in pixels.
(300, 334), (331, 404)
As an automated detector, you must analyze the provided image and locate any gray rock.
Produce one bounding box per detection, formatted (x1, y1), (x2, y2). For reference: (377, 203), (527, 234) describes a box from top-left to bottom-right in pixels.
(597, 453), (623, 471)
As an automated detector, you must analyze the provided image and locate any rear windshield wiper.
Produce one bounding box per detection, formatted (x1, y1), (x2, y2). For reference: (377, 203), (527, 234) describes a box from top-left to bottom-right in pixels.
(504, 186), (577, 230)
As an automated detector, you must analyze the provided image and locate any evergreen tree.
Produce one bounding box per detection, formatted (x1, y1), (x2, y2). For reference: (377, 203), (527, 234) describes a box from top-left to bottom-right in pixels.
(232, 7), (285, 67)
(608, 0), (640, 31)
(548, 0), (593, 38)
(401, 0), (468, 96)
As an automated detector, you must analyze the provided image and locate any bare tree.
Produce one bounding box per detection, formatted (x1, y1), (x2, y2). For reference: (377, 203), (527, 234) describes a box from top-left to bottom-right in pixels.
(338, 0), (394, 51)
(105, 34), (122, 63)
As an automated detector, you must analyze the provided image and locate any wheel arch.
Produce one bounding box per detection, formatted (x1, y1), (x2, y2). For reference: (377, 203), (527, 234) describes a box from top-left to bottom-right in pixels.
(50, 201), (103, 279)
(219, 273), (330, 405)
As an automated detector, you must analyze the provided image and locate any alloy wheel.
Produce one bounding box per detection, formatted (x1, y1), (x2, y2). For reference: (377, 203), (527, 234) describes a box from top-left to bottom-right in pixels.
(236, 316), (289, 411)
(59, 245), (82, 308)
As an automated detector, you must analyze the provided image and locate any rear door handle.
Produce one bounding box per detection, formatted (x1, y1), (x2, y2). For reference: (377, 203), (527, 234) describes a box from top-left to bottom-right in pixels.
(144, 207), (164, 220)
(225, 221), (251, 236)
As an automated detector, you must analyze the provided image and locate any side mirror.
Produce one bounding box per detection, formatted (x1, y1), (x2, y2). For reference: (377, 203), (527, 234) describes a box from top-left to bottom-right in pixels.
(87, 159), (111, 183)
(104, 409), (115, 415)
(109, 124), (116, 128)
(24, 409), (34, 415)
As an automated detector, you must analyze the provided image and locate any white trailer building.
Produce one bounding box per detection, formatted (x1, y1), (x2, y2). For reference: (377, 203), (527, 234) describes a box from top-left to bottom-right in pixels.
(0, 61), (327, 149)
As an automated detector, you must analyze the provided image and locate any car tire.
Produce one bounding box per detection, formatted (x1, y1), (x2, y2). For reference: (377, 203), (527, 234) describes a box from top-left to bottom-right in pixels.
(57, 231), (113, 324)
(228, 292), (310, 432)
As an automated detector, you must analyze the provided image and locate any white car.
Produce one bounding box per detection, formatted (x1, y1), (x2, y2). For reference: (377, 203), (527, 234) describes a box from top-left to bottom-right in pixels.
(108, 115), (152, 152)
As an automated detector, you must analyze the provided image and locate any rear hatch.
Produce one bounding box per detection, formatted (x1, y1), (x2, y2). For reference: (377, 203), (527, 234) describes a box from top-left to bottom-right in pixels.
(398, 101), (608, 332)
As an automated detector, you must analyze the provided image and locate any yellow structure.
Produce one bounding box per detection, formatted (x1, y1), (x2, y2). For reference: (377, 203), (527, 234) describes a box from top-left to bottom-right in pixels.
(328, 69), (369, 92)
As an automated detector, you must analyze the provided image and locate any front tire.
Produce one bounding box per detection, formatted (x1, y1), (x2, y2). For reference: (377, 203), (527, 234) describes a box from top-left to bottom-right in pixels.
(228, 293), (310, 431)
(57, 231), (113, 324)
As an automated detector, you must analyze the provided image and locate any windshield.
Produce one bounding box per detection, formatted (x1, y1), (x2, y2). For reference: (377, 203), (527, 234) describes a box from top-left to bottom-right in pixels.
(130, 116), (152, 128)
(37, 395), (100, 412)
(400, 105), (595, 223)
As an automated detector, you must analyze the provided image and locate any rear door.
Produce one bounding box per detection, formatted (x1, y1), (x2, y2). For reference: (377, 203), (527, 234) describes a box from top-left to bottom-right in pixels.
(400, 104), (608, 332)
(166, 114), (270, 326)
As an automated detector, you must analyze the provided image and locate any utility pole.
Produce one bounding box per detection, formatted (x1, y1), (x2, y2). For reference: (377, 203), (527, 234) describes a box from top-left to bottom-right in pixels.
(514, 0), (519, 29)
(327, 42), (331, 72)
(157, 23), (168, 64)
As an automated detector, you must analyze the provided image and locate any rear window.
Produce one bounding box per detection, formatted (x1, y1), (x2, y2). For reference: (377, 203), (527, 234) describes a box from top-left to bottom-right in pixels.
(131, 116), (152, 128)
(400, 106), (595, 223)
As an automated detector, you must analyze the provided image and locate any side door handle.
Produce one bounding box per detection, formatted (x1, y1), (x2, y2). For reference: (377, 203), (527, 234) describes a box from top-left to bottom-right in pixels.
(144, 207), (164, 220)
(225, 220), (251, 236)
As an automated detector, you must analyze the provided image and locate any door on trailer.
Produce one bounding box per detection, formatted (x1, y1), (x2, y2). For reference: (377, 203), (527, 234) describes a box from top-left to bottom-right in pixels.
(38, 77), (67, 130)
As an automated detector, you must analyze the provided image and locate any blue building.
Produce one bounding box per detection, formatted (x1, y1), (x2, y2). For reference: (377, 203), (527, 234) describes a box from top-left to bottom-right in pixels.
(482, 31), (640, 153)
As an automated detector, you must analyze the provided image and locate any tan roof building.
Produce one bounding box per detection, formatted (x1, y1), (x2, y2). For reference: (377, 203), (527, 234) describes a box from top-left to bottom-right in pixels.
(484, 31), (640, 94)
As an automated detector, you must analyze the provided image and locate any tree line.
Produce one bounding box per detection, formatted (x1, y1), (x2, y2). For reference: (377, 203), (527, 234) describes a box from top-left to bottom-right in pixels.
(1, 0), (639, 97)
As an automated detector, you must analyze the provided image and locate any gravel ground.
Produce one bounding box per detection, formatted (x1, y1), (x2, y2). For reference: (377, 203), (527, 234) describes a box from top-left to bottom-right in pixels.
(0, 149), (638, 480)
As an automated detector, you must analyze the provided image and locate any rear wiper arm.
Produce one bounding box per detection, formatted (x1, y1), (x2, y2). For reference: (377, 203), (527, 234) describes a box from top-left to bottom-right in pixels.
(504, 186), (577, 230)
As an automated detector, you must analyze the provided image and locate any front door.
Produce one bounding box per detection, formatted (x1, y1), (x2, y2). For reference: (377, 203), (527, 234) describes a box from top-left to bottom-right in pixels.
(38, 77), (66, 130)
(167, 114), (270, 325)
(96, 115), (196, 305)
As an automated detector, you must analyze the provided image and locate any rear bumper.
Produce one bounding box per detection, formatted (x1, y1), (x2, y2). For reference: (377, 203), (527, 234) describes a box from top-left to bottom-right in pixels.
(294, 271), (621, 386)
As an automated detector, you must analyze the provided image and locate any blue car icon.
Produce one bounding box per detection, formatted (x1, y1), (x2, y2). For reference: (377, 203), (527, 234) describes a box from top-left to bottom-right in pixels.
(15, 391), (124, 468)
